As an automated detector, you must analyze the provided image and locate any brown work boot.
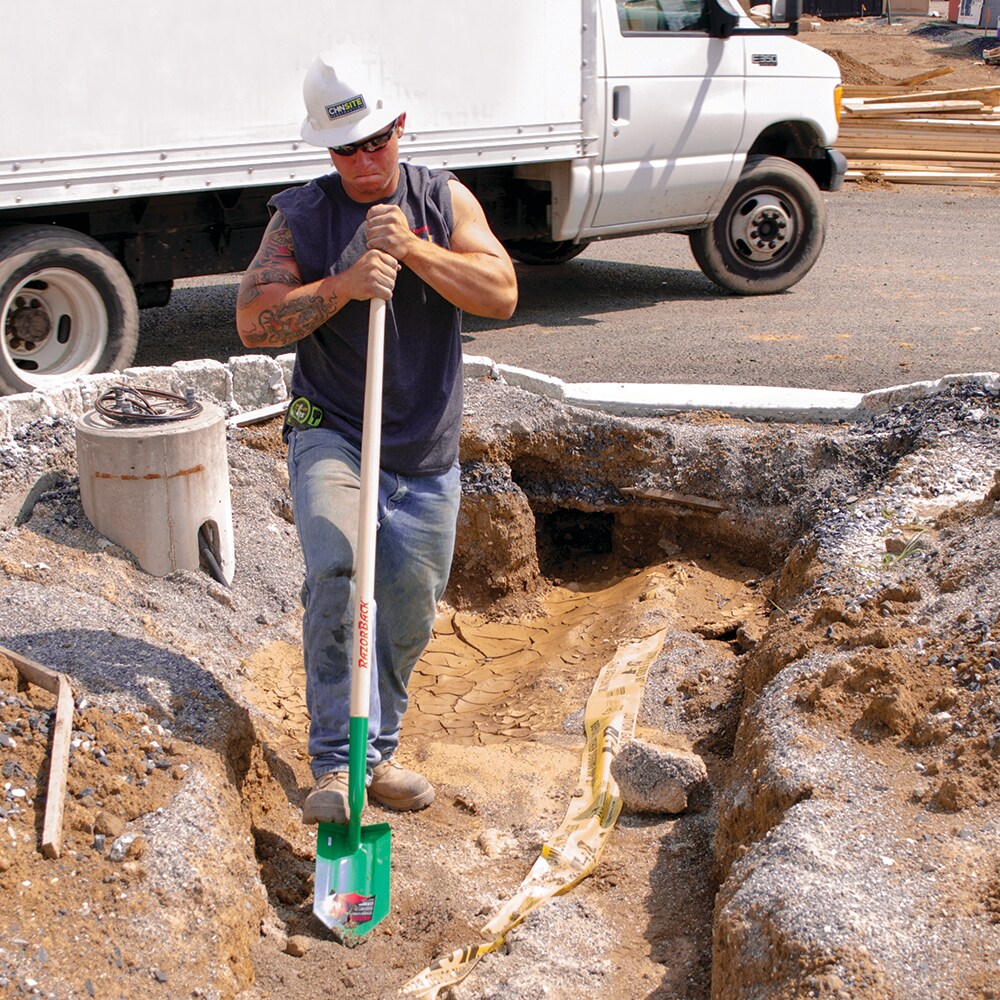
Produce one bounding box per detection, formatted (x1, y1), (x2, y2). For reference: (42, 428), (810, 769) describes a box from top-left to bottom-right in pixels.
(369, 758), (435, 811)
(302, 771), (365, 825)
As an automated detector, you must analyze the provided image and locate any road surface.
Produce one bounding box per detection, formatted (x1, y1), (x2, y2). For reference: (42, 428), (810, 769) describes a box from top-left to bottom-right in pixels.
(137, 184), (999, 393)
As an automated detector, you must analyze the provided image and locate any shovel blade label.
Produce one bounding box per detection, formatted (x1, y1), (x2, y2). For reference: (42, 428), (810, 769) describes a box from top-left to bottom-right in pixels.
(324, 890), (376, 925)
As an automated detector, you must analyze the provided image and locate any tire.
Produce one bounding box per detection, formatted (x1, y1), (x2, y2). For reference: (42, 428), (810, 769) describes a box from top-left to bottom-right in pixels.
(689, 156), (827, 295)
(0, 225), (139, 395)
(504, 239), (590, 266)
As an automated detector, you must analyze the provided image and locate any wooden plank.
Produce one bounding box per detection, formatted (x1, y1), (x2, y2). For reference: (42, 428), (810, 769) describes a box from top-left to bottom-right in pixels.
(848, 165), (1000, 178)
(840, 121), (1000, 142)
(839, 133), (1000, 155)
(847, 169), (1000, 185)
(842, 147), (1000, 164)
(851, 167), (1000, 178)
(843, 101), (987, 116)
(863, 113), (1000, 123)
(841, 119), (1000, 132)
(863, 86), (1000, 107)
(849, 159), (1000, 174)
(41, 678), (73, 860)
(844, 86), (920, 98)
(228, 402), (287, 427)
(0, 644), (73, 861)
(1, 643), (60, 695)
(841, 126), (997, 142)
(893, 67), (955, 87)
(621, 486), (728, 512)
(840, 127), (1000, 143)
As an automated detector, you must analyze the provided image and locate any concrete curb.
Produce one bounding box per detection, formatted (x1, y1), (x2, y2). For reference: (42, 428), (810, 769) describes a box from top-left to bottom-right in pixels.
(1, 355), (997, 448)
(465, 355), (999, 423)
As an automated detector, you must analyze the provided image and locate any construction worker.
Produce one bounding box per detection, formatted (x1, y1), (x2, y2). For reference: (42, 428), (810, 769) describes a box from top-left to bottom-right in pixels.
(236, 54), (517, 823)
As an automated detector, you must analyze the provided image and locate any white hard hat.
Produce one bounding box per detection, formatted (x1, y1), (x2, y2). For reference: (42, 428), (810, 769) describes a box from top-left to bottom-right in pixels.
(300, 52), (402, 148)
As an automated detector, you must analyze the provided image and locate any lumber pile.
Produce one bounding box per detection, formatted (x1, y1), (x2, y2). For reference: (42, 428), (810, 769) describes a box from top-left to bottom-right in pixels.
(839, 68), (1000, 186)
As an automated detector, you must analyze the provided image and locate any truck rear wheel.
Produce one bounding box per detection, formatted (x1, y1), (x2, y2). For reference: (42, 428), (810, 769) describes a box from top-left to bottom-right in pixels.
(0, 225), (139, 395)
(504, 239), (590, 265)
(689, 155), (826, 295)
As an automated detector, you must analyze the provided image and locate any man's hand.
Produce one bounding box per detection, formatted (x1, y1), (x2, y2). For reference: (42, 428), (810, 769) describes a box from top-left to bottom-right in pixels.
(236, 211), (403, 348)
(365, 204), (417, 262)
(338, 248), (400, 302)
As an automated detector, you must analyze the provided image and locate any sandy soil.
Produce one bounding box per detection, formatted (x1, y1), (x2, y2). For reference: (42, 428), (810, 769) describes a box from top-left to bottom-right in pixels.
(797, 6), (1000, 91)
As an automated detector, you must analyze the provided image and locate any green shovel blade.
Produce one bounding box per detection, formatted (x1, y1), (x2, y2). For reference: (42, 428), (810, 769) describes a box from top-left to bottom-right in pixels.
(314, 820), (392, 941)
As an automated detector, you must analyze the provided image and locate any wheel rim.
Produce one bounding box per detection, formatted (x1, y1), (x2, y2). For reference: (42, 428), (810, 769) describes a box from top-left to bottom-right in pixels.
(1, 266), (109, 386)
(726, 189), (799, 265)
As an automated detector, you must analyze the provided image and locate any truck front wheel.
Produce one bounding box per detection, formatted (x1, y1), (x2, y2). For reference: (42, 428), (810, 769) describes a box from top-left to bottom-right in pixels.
(689, 156), (827, 295)
(0, 225), (139, 395)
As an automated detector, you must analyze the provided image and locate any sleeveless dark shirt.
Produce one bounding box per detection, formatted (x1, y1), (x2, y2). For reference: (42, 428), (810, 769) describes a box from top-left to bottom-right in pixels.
(269, 163), (461, 475)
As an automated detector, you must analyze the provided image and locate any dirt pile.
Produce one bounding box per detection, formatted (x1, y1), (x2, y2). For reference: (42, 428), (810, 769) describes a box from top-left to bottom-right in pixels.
(798, 11), (1000, 93)
(820, 48), (897, 86)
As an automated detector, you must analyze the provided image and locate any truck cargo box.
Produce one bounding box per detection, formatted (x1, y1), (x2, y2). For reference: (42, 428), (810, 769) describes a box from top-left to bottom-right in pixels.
(0, 0), (590, 211)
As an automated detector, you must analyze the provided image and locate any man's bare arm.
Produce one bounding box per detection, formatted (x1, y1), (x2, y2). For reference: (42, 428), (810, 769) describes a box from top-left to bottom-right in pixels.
(236, 211), (398, 348)
(364, 181), (517, 320)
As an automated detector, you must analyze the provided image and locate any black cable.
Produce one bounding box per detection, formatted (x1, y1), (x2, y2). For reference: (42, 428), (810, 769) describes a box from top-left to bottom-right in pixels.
(95, 385), (203, 423)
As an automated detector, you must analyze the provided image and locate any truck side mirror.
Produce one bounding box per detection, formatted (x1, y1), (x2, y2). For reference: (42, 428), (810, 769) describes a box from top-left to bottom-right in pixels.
(770, 0), (803, 23)
(706, 0), (740, 37)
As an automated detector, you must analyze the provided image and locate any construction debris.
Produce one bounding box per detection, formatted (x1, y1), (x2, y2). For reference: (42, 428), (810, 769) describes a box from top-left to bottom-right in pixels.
(841, 83), (1000, 186)
(0, 645), (73, 859)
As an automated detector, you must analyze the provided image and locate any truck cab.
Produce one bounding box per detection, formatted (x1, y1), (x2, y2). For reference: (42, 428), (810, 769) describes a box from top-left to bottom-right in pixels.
(501, 0), (844, 293)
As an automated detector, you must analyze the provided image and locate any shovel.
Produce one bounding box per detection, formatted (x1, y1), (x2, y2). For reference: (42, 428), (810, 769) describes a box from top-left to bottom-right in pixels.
(313, 296), (392, 943)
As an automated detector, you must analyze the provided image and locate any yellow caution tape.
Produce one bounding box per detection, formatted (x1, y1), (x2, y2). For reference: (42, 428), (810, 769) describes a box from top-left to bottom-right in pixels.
(399, 628), (667, 998)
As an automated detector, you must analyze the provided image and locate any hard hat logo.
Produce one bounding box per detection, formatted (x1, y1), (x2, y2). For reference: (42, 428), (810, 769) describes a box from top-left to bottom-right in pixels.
(325, 95), (367, 122)
(300, 52), (403, 149)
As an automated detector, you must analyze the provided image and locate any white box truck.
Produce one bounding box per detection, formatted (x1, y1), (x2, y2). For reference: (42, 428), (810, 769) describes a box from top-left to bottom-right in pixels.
(0, 0), (844, 394)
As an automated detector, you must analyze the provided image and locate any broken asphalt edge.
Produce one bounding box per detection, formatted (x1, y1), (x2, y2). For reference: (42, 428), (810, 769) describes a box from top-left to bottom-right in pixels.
(1, 355), (998, 449)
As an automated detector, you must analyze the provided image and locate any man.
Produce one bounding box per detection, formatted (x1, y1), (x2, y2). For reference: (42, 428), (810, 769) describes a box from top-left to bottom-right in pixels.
(236, 54), (517, 824)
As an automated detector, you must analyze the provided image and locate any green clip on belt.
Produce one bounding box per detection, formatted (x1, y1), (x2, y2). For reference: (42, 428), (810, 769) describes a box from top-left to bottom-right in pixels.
(285, 395), (325, 432)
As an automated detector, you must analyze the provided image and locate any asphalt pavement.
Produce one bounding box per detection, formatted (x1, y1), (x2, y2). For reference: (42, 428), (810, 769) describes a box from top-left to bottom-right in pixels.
(137, 183), (999, 394)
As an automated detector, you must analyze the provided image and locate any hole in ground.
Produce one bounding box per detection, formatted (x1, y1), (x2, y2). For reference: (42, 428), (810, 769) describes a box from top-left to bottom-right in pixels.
(240, 504), (770, 999)
(535, 509), (615, 572)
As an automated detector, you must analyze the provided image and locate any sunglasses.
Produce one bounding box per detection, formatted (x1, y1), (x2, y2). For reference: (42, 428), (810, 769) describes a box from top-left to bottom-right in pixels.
(330, 118), (399, 157)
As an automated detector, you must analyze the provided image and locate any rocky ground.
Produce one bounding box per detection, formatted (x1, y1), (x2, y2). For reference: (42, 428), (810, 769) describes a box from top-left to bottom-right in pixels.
(1, 364), (999, 999)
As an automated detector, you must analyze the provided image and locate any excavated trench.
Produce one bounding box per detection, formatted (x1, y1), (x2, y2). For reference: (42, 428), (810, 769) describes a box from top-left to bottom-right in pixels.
(223, 384), (882, 999)
(232, 501), (769, 998)
(3, 374), (998, 998)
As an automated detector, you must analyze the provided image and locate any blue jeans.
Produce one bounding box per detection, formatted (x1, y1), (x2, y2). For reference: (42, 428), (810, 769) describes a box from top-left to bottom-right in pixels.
(287, 427), (460, 779)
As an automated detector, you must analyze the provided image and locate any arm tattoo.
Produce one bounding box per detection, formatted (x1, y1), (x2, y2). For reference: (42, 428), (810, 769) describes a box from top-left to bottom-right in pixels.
(236, 267), (300, 309)
(241, 291), (340, 348)
(252, 231), (296, 271)
(239, 211), (340, 346)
